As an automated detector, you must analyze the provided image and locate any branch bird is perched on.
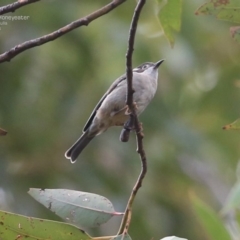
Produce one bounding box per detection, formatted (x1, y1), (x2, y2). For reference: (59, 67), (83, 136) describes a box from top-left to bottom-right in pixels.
(65, 60), (164, 163)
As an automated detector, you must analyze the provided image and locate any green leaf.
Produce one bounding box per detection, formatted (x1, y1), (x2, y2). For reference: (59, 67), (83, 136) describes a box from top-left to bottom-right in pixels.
(190, 193), (231, 240)
(230, 26), (240, 43)
(160, 237), (188, 240)
(91, 234), (132, 240)
(222, 118), (240, 130)
(217, 7), (240, 23)
(195, 2), (219, 16)
(110, 234), (132, 240)
(28, 188), (123, 229)
(0, 209), (92, 240)
(196, 1), (240, 24)
(158, 0), (182, 47)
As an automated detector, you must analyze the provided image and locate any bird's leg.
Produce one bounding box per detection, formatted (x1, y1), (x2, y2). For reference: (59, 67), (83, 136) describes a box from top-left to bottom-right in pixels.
(120, 102), (138, 142)
(125, 102), (138, 115)
(119, 117), (134, 142)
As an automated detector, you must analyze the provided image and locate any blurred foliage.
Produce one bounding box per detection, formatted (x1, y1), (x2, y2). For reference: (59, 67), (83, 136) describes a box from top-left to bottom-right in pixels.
(195, 0), (240, 44)
(0, 0), (240, 239)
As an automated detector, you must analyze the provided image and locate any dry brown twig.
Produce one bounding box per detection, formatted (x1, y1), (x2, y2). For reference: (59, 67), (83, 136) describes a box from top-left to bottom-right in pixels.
(0, 0), (40, 15)
(118, 0), (147, 237)
(0, 0), (127, 63)
(0, 128), (7, 136)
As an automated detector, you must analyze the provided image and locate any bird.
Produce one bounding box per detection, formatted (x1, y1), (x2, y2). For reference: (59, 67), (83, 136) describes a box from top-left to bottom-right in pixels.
(65, 59), (164, 163)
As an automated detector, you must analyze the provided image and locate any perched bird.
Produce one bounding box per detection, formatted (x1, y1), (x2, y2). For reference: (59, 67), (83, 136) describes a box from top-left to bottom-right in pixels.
(65, 60), (164, 163)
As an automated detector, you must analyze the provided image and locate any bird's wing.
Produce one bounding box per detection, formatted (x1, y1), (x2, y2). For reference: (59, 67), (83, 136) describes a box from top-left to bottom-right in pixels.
(83, 74), (127, 132)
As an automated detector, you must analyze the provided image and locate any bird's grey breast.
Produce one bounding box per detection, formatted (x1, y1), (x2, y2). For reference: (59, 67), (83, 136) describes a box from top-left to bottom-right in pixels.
(132, 71), (158, 114)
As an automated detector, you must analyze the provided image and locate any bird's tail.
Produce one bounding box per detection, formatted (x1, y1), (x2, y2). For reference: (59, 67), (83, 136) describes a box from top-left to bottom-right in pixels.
(65, 131), (94, 163)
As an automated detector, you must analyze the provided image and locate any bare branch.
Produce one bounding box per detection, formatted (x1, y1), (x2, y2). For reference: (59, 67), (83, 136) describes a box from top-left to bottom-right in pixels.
(0, 0), (126, 63)
(0, 0), (40, 15)
(0, 128), (7, 136)
(118, 0), (146, 236)
(0, 127), (7, 136)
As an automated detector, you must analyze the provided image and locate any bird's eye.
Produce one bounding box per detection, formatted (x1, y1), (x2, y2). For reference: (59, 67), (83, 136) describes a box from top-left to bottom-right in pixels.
(142, 64), (148, 69)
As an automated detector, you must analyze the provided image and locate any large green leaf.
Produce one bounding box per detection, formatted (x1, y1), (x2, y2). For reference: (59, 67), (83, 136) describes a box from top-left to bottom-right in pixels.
(190, 194), (231, 240)
(158, 0), (182, 47)
(0, 210), (92, 240)
(28, 188), (123, 229)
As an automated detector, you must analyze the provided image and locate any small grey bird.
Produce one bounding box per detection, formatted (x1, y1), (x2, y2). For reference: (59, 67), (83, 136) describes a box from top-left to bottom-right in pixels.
(65, 59), (164, 163)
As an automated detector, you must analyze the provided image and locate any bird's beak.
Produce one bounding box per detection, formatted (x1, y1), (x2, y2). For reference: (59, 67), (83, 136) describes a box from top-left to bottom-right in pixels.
(153, 59), (165, 69)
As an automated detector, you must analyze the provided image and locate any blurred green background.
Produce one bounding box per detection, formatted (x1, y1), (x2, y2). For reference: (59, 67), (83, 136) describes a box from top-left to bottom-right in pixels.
(0, 0), (240, 239)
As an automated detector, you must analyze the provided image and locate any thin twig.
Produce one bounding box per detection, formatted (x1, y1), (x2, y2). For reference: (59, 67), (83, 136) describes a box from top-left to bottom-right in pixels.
(0, 0), (126, 63)
(0, 0), (40, 15)
(0, 127), (7, 136)
(118, 0), (146, 236)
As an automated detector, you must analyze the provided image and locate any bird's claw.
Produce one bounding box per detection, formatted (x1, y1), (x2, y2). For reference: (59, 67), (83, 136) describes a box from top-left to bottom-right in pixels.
(125, 102), (138, 115)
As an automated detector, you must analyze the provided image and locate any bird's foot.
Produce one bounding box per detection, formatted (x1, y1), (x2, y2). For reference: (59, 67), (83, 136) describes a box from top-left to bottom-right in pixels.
(125, 102), (138, 115)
